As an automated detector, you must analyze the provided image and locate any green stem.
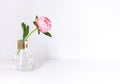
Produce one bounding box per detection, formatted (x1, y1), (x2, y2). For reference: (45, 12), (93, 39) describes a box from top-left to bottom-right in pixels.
(24, 28), (38, 41)
(17, 49), (20, 55)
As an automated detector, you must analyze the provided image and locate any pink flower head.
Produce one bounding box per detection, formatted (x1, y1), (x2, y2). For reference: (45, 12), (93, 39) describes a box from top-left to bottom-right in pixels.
(35, 16), (51, 33)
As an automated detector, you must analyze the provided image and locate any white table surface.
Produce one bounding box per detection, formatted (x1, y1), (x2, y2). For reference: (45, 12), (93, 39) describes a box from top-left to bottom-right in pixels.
(0, 59), (120, 84)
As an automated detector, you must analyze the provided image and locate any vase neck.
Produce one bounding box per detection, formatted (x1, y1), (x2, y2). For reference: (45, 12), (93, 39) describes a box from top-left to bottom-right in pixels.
(17, 40), (28, 49)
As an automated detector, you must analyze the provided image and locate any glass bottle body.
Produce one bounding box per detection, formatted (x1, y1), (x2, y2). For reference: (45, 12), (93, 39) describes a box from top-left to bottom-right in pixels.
(12, 40), (35, 71)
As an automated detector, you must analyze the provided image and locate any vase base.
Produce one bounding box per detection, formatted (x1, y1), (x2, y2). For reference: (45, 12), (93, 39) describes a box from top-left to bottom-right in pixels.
(11, 62), (35, 71)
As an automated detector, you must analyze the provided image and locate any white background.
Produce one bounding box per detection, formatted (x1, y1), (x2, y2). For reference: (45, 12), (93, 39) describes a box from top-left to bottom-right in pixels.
(0, 0), (120, 60)
(1, 0), (120, 84)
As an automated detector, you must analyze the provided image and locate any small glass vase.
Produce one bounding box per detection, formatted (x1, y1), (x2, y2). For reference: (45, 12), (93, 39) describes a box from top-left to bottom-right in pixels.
(11, 40), (35, 71)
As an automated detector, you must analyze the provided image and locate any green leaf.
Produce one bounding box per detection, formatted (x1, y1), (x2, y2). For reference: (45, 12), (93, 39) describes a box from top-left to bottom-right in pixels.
(21, 22), (26, 34)
(23, 25), (29, 40)
(26, 25), (29, 35)
(43, 32), (52, 37)
(21, 22), (30, 41)
(21, 22), (26, 40)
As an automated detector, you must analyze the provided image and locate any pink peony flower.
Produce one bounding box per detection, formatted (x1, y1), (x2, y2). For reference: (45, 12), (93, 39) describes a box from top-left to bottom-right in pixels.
(35, 16), (51, 33)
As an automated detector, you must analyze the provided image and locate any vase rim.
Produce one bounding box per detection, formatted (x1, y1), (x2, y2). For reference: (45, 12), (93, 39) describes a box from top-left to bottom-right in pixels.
(18, 39), (28, 41)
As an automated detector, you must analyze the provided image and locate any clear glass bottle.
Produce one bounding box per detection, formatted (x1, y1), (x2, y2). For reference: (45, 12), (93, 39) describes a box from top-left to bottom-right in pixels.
(11, 40), (35, 71)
